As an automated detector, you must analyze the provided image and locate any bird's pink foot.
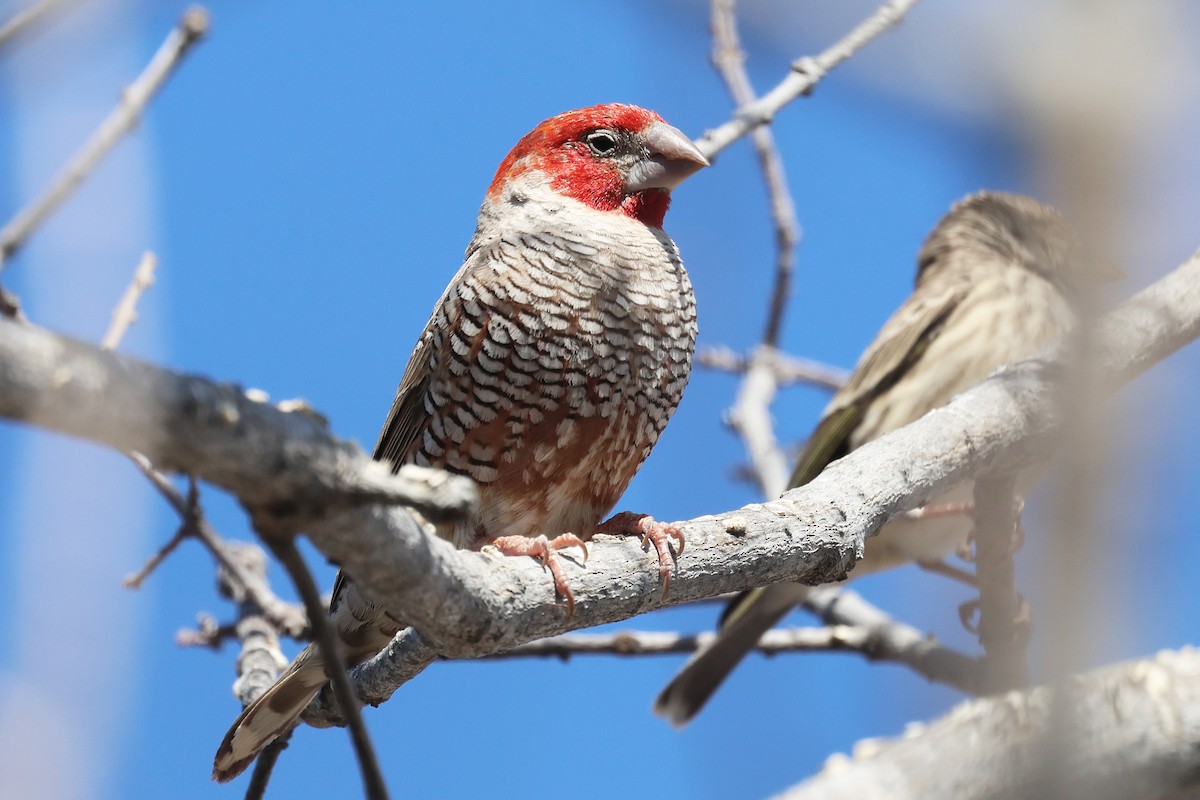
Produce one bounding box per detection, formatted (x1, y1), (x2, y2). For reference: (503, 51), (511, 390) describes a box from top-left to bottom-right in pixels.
(487, 534), (588, 617)
(593, 511), (684, 599)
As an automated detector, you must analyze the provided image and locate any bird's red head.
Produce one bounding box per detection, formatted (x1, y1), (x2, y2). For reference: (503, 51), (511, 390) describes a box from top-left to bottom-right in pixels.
(487, 103), (708, 229)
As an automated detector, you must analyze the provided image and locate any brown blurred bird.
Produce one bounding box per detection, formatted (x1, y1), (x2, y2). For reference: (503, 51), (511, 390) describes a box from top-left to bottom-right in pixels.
(213, 103), (707, 781)
(655, 190), (1117, 726)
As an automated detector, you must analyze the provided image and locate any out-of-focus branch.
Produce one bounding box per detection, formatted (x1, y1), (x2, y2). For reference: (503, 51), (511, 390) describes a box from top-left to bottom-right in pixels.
(264, 534), (389, 800)
(0, 0), (73, 49)
(776, 648), (1200, 800)
(0, 8), (208, 274)
(710, 0), (802, 347)
(101, 251), (157, 349)
(973, 475), (1028, 690)
(698, 346), (848, 391)
(696, 0), (924, 161)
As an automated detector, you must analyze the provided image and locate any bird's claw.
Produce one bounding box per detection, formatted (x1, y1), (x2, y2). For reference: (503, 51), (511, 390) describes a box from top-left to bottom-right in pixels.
(488, 534), (586, 617)
(595, 511), (684, 599)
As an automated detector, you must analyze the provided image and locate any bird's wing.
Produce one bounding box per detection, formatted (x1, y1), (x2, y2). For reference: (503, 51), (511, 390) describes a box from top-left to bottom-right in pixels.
(372, 328), (436, 466)
(786, 279), (966, 490)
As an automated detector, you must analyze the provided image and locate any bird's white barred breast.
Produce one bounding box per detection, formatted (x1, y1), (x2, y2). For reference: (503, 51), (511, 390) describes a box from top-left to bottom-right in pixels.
(411, 178), (697, 543)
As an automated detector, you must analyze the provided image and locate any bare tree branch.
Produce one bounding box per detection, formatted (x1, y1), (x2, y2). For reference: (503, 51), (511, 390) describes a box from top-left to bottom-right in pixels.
(777, 648), (1200, 800)
(244, 733), (291, 800)
(101, 250), (157, 349)
(800, 587), (981, 694)
(0, 319), (478, 524)
(1, 249), (1197, 712)
(305, 628), (437, 729)
(125, 453), (309, 638)
(698, 346), (848, 392)
(0, 8), (208, 274)
(973, 475), (1029, 690)
(728, 346), (791, 497)
(0, 0), (73, 50)
(293, 250), (1200, 658)
(710, 0), (802, 347)
(696, 0), (925, 161)
(494, 623), (976, 675)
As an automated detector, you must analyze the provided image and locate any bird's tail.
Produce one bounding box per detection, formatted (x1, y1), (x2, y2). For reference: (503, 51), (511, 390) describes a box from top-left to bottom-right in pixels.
(654, 582), (811, 727)
(212, 643), (328, 783)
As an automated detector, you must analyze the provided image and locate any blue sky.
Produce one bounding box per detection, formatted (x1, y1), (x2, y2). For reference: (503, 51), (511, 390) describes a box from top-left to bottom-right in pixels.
(2, 1), (1199, 799)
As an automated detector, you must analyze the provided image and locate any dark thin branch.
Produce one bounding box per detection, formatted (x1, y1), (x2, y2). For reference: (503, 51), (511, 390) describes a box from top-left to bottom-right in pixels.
(710, 0), (802, 347)
(264, 534), (389, 800)
(973, 475), (1029, 690)
(696, 0), (925, 161)
(244, 733), (291, 800)
(0, 8), (209, 273)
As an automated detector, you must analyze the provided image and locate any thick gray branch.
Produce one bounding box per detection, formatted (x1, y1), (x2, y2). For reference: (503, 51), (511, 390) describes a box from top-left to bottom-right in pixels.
(296, 251), (1200, 660)
(777, 648), (1200, 800)
(1, 250), (1198, 690)
(0, 318), (477, 524)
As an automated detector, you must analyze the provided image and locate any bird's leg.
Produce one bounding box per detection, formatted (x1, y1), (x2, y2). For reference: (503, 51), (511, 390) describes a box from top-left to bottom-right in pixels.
(591, 511), (684, 599)
(916, 559), (979, 587)
(953, 495), (1027, 562)
(484, 534), (588, 617)
(903, 500), (975, 522)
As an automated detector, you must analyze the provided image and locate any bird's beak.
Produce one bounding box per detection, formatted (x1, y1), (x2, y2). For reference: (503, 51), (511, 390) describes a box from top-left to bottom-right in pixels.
(627, 122), (709, 193)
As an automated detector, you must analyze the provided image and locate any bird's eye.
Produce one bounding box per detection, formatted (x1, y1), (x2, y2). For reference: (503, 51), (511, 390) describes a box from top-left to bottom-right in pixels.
(583, 130), (618, 156)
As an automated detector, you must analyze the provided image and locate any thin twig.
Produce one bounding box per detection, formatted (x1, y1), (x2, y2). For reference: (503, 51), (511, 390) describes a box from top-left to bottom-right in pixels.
(0, 7), (208, 272)
(490, 625), (974, 671)
(711, 0), (802, 347)
(124, 522), (190, 589)
(264, 534), (389, 800)
(126, 453), (308, 638)
(973, 476), (1029, 690)
(698, 346), (848, 391)
(696, 0), (924, 161)
(101, 251), (157, 349)
(802, 587), (983, 694)
(0, 0), (72, 49)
